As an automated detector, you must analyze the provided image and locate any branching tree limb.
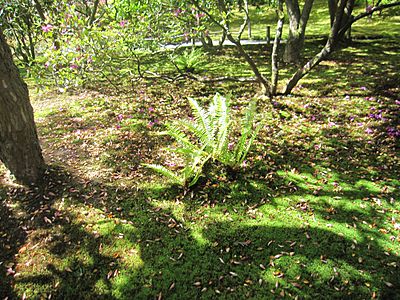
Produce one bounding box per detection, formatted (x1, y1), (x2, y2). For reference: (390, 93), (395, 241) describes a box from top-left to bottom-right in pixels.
(89, 0), (100, 26)
(339, 1), (400, 36)
(238, 0), (250, 40)
(189, 0), (272, 95)
(282, 0), (400, 95)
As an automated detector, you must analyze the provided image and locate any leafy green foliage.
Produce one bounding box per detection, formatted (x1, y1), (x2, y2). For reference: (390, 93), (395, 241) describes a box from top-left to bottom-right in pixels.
(0, 0), (44, 64)
(173, 48), (208, 74)
(230, 100), (263, 167)
(144, 93), (261, 186)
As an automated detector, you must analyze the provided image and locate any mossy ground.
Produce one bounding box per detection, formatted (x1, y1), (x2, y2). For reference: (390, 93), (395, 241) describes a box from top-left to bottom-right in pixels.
(1, 4), (400, 300)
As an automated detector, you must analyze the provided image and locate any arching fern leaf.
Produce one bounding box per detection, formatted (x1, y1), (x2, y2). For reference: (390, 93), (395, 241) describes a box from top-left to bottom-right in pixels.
(144, 93), (262, 187)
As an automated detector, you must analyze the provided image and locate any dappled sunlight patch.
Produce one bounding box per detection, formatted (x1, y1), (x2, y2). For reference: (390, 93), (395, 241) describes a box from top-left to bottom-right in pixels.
(1, 10), (399, 298)
(190, 228), (210, 247)
(354, 179), (387, 193)
(110, 269), (152, 299)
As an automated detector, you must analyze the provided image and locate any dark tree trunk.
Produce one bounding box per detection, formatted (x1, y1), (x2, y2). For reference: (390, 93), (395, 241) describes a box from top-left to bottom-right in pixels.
(283, 0), (314, 63)
(328, 0), (354, 43)
(271, 0), (284, 95)
(328, 0), (338, 26)
(226, 33), (271, 95)
(341, 0), (355, 43)
(89, 0), (100, 25)
(282, 0), (348, 94)
(282, 0), (400, 95)
(33, 0), (46, 21)
(0, 29), (45, 185)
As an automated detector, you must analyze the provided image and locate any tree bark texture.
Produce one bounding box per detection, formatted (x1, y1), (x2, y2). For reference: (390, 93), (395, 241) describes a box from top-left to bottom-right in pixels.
(0, 30), (45, 185)
(328, 0), (354, 42)
(283, 0), (314, 63)
(328, 0), (338, 26)
(282, 0), (400, 95)
(89, 0), (100, 25)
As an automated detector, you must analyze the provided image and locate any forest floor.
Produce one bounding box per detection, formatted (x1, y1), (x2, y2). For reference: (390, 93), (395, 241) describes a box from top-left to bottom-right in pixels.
(1, 36), (400, 299)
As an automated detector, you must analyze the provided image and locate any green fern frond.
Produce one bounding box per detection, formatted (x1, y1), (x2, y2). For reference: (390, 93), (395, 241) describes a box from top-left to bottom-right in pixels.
(188, 97), (213, 143)
(207, 93), (218, 137)
(237, 121), (263, 165)
(143, 164), (185, 185)
(213, 93), (231, 157)
(233, 99), (260, 166)
(243, 99), (258, 129)
(175, 120), (210, 150)
(168, 147), (199, 157)
(165, 123), (198, 151)
(188, 153), (211, 186)
(174, 48), (207, 73)
(146, 93), (261, 187)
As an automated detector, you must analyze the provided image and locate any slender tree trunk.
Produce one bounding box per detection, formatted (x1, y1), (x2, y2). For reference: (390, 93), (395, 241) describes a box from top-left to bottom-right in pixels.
(191, 0), (272, 95)
(271, 0), (284, 95)
(328, 0), (338, 26)
(282, 0), (348, 94)
(329, 0), (354, 41)
(282, 0), (400, 94)
(0, 30), (45, 185)
(341, 0), (355, 42)
(33, 0), (46, 21)
(283, 0), (314, 63)
(226, 34), (271, 95)
(200, 34), (214, 48)
(217, 0), (230, 48)
(245, 0), (251, 38)
(284, 0), (300, 63)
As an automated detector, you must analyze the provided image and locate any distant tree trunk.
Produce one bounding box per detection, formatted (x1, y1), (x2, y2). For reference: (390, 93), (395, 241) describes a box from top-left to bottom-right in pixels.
(341, 0), (355, 42)
(89, 0), (100, 25)
(33, 0), (46, 21)
(218, 0), (230, 48)
(200, 33), (214, 48)
(271, 0), (284, 95)
(282, 0), (400, 95)
(226, 33), (271, 95)
(283, 0), (314, 63)
(282, 0), (348, 94)
(328, 0), (354, 42)
(0, 30), (45, 185)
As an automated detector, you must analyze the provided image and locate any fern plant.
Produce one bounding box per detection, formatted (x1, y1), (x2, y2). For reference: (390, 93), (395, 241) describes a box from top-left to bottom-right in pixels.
(226, 100), (263, 169)
(144, 93), (262, 187)
(173, 47), (207, 74)
(144, 122), (210, 187)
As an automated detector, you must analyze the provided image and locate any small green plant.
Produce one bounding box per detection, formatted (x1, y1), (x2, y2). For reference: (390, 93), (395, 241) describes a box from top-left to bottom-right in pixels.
(226, 99), (263, 169)
(173, 47), (208, 73)
(144, 93), (262, 187)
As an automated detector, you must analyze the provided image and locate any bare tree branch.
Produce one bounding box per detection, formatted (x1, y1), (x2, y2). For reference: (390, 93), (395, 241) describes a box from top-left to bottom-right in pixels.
(238, 0), (250, 40)
(282, 0), (400, 95)
(189, 0), (271, 95)
(339, 1), (400, 36)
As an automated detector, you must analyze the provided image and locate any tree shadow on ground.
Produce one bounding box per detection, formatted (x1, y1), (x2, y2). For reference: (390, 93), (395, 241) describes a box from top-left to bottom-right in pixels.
(0, 167), (121, 299)
(99, 183), (400, 299)
(0, 194), (27, 298)
(0, 148), (399, 299)
(2, 36), (399, 297)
